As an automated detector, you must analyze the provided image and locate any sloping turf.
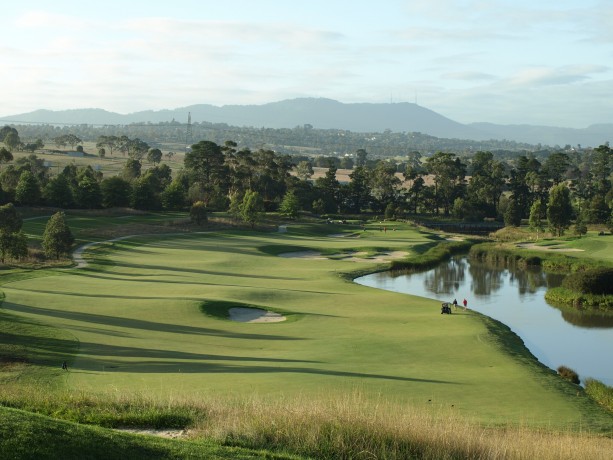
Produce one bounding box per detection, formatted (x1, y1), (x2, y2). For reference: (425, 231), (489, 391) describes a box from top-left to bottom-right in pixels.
(2, 225), (612, 430)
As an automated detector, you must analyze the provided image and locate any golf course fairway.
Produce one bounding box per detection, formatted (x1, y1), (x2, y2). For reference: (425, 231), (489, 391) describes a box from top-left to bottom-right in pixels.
(2, 225), (612, 431)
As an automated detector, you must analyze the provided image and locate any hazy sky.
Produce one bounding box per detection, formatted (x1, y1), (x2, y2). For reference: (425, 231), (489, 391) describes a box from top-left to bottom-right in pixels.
(2, 0), (612, 128)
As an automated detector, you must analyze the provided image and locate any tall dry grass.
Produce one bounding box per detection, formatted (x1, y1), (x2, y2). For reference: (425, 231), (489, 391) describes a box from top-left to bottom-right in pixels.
(189, 393), (613, 460)
(2, 385), (612, 459)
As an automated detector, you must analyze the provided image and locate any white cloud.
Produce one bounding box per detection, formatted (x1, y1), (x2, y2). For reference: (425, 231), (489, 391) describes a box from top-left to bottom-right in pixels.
(509, 65), (609, 86)
(442, 71), (497, 81)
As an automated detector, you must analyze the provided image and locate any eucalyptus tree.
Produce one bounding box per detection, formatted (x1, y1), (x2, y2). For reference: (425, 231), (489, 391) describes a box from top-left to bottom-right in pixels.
(425, 152), (466, 215)
(507, 156), (532, 220)
(251, 149), (291, 206)
(406, 175), (426, 215)
(125, 138), (150, 160)
(466, 151), (506, 218)
(147, 148), (163, 165)
(225, 146), (255, 198)
(547, 183), (573, 237)
(3, 131), (21, 151)
(295, 160), (314, 181)
(122, 158), (142, 182)
(356, 149), (368, 167)
(96, 135), (121, 156)
(543, 152), (570, 186)
(53, 134), (82, 150)
(0, 147), (13, 165)
(344, 165), (371, 213)
(590, 144), (611, 195)
(370, 160), (401, 212)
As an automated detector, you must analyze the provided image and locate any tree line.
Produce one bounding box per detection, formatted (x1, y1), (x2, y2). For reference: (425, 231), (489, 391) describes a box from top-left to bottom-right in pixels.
(9, 120), (539, 159)
(0, 127), (612, 263)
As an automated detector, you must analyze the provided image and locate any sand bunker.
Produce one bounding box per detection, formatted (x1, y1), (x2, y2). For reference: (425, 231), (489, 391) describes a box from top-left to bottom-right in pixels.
(229, 307), (286, 323)
(117, 428), (189, 439)
(278, 251), (327, 259)
(279, 250), (409, 262)
(516, 243), (584, 252)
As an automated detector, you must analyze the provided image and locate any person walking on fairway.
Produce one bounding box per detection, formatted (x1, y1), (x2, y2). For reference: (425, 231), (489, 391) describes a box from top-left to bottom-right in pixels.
(452, 299), (458, 310)
(62, 361), (68, 371)
(463, 298), (468, 310)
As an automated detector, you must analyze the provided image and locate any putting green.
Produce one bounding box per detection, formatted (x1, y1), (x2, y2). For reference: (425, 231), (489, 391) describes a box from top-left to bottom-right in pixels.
(2, 228), (611, 428)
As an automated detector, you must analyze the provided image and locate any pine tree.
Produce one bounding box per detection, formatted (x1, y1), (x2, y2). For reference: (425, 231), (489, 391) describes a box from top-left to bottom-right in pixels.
(42, 212), (74, 260)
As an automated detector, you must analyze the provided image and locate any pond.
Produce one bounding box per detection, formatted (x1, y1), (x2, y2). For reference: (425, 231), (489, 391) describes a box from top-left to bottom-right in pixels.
(355, 256), (613, 386)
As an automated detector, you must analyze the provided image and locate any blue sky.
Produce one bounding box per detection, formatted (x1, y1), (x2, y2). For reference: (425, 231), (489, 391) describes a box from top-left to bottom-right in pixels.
(2, 0), (612, 128)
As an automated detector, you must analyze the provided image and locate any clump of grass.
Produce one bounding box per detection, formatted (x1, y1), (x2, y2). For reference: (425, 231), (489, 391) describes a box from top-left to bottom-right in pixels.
(489, 226), (532, 242)
(585, 379), (613, 412)
(0, 387), (199, 429)
(390, 240), (472, 271)
(557, 366), (580, 384)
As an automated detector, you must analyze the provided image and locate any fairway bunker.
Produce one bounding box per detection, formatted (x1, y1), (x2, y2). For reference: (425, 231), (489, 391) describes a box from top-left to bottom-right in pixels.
(279, 250), (409, 262)
(229, 307), (286, 323)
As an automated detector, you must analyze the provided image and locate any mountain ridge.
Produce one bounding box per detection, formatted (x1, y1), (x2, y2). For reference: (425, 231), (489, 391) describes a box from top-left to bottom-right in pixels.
(1, 98), (611, 147)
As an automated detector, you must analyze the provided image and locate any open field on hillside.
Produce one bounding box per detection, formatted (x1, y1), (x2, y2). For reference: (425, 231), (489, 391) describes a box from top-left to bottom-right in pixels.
(12, 146), (186, 178)
(2, 218), (612, 433)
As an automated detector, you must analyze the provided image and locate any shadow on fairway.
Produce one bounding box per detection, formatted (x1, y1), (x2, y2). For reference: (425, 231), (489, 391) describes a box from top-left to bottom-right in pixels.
(0, 328), (78, 368)
(71, 267), (305, 282)
(78, 356), (459, 385)
(75, 341), (320, 364)
(8, 279), (342, 298)
(3, 303), (303, 341)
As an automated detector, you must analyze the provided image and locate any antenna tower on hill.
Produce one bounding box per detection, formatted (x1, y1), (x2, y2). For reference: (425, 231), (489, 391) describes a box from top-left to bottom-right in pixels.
(185, 112), (193, 151)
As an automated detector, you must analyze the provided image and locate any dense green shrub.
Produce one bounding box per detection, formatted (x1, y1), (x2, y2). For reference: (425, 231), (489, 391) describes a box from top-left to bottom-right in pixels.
(545, 287), (613, 311)
(557, 366), (580, 384)
(390, 240), (472, 271)
(584, 379), (613, 412)
(562, 267), (613, 295)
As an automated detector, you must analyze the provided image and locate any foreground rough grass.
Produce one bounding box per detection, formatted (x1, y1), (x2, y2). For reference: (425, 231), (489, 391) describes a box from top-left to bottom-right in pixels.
(2, 391), (612, 460)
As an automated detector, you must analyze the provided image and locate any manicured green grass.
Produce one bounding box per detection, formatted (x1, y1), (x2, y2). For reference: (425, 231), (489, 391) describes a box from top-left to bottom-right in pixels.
(2, 223), (611, 432)
(22, 210), (189, 248)
(566, 232), (613, 263)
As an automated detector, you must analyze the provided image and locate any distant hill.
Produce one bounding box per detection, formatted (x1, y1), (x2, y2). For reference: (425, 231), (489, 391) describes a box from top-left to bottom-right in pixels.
(2, 98), (611, 147)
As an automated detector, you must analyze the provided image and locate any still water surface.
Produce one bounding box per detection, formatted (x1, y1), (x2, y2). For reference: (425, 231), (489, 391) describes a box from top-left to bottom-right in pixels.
(356, 256), (613, 386)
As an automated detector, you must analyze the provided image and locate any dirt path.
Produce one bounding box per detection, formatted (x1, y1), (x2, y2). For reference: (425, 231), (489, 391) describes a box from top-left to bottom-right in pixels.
(72, 236), (134, 268)
(515, 242), (584, 252)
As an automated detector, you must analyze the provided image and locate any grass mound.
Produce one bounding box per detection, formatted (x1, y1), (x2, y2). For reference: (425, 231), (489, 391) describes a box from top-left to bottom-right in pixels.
(0, 405), (283, 460)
